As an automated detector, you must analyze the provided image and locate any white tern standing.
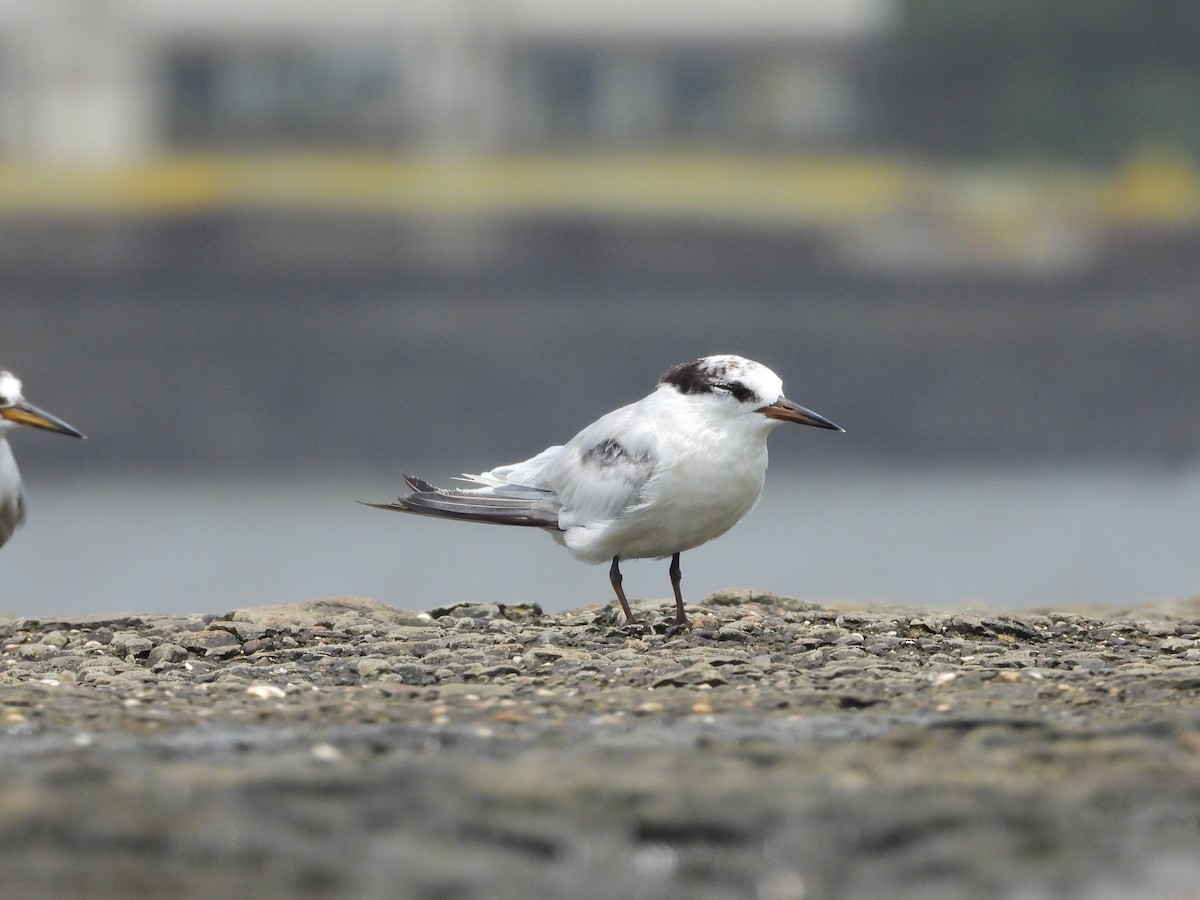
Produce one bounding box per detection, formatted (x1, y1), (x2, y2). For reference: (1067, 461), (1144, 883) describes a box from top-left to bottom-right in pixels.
(366, 355), (841, 626)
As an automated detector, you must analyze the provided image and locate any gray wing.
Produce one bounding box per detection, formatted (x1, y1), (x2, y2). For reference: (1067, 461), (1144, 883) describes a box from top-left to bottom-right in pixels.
(460, 445), (563, 492)
(539, 403), (660, 531)
(450, 400), (659, 532)
(363, 473), (560, 528)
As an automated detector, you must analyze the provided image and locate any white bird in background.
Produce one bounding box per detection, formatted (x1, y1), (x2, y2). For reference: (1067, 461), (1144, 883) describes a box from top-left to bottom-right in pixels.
(367, 354), (842, 627)
(0, 370), (84, 550)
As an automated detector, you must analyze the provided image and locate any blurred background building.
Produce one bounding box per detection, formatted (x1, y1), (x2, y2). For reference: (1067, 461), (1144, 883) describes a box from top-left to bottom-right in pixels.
(1, 0), (1198, 614)
(0, 0), (1196, 277)
(1, 0), (888, 161)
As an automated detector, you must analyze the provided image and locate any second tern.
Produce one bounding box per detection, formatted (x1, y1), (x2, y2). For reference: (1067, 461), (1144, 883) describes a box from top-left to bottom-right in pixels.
(0, 370), (84, 550)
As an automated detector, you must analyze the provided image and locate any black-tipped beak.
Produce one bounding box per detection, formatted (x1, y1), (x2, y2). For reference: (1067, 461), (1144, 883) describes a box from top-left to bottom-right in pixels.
(760, 396), (843, 431)
(1, 401), (85, 438)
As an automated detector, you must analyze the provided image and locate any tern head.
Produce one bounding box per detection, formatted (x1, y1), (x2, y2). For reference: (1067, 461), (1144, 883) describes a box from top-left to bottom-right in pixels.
(661, 355), (843, 432)
(0, 370), (85, 439)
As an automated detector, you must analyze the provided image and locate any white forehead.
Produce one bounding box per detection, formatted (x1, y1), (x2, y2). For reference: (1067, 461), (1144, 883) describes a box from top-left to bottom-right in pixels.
(0, 371), (22, 404)
(700, 355), (784, 398)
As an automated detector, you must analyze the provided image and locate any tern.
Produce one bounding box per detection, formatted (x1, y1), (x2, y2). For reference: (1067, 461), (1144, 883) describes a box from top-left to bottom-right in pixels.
(366, 355), (841, 626)
(0, 370), (84, 550)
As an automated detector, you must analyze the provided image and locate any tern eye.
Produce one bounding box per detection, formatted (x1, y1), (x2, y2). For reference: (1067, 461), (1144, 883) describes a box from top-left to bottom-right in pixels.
(712, 381), (755, 403)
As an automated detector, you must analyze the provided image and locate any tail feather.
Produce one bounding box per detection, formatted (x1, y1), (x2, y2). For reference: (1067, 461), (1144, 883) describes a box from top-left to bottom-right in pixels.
(361, 472), (561, 529)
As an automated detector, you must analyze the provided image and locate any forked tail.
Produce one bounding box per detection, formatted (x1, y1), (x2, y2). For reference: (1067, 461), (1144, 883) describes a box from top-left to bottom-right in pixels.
(361, 473), (561, 529)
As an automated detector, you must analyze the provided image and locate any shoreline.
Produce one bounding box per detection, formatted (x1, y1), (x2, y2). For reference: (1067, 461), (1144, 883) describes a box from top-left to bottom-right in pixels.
(2, 591), (1199, 898)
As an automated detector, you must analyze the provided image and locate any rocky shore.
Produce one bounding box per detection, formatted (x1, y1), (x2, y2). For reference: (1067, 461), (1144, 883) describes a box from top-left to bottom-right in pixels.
(2, 590), (1200, 899)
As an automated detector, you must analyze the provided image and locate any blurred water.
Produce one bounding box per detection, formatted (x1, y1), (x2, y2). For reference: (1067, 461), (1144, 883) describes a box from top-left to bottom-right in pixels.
(1, 466), (1197, 618)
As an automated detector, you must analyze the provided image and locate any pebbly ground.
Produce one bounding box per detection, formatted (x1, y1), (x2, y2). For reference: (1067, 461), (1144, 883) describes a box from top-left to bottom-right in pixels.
(2, 590), (1200, 899)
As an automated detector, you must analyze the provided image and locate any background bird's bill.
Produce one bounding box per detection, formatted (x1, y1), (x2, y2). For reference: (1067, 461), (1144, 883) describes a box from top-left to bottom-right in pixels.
(1, 402), (84, 438)
(761, 397), (843, 431)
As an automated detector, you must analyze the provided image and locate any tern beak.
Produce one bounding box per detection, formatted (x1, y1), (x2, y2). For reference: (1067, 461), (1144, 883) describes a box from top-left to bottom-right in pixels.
(760, 396), (843, 431)
(1, 401), (85, 438)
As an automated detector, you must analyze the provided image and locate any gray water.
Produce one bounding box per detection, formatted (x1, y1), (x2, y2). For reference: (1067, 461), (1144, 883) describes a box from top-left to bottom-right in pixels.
(2, 466), (1197, 618)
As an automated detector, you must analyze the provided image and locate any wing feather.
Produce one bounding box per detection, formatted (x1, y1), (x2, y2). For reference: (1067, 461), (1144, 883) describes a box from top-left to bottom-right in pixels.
(368, 399), (660, 538)
(542, 403), (659, 530)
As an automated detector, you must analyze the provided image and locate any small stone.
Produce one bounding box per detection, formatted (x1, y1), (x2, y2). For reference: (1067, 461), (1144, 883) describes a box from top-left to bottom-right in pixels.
(223, 622), (270, 642)
(355, 658), (391, 677)
(310, 742), (343, 762)
(109, 632), (154, 659)
(1060, 654), (1108, 671)
(179, 631), (241, 653)
(469, 664), (521, 680)
(950, 614), (987, 634)
(715, 624), (753, 642)
(1142, 622), (1177, 637)
(496, 603), (543, 622)
(110, 668), (154, 684)
(146, 644), (188, 667)
(1160, 637), (1195, 654)
(428, 602), (505, 621)
(17, 644), (59, 661)
(828, 647), (867, 661)
(246, 683), (287, 700)
(652, 663), (728, 688)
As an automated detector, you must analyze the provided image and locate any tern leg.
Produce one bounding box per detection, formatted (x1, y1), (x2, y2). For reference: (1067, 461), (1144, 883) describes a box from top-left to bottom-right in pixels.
(609, 556), (637, 623)
(668, 552), (689, 626)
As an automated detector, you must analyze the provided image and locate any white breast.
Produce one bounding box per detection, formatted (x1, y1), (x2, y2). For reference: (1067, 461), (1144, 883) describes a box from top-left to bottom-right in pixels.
(0, 440), (26, 549)
(560, 392), (772, 563)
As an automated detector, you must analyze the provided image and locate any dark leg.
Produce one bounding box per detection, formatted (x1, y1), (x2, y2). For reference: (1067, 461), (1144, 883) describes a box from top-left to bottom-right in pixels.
(668, 552), (689, 625)
(609, 556), (637, 623)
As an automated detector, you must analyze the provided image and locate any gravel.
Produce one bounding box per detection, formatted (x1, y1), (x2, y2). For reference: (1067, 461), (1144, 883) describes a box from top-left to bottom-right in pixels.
(2, 590), (1200, 899)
